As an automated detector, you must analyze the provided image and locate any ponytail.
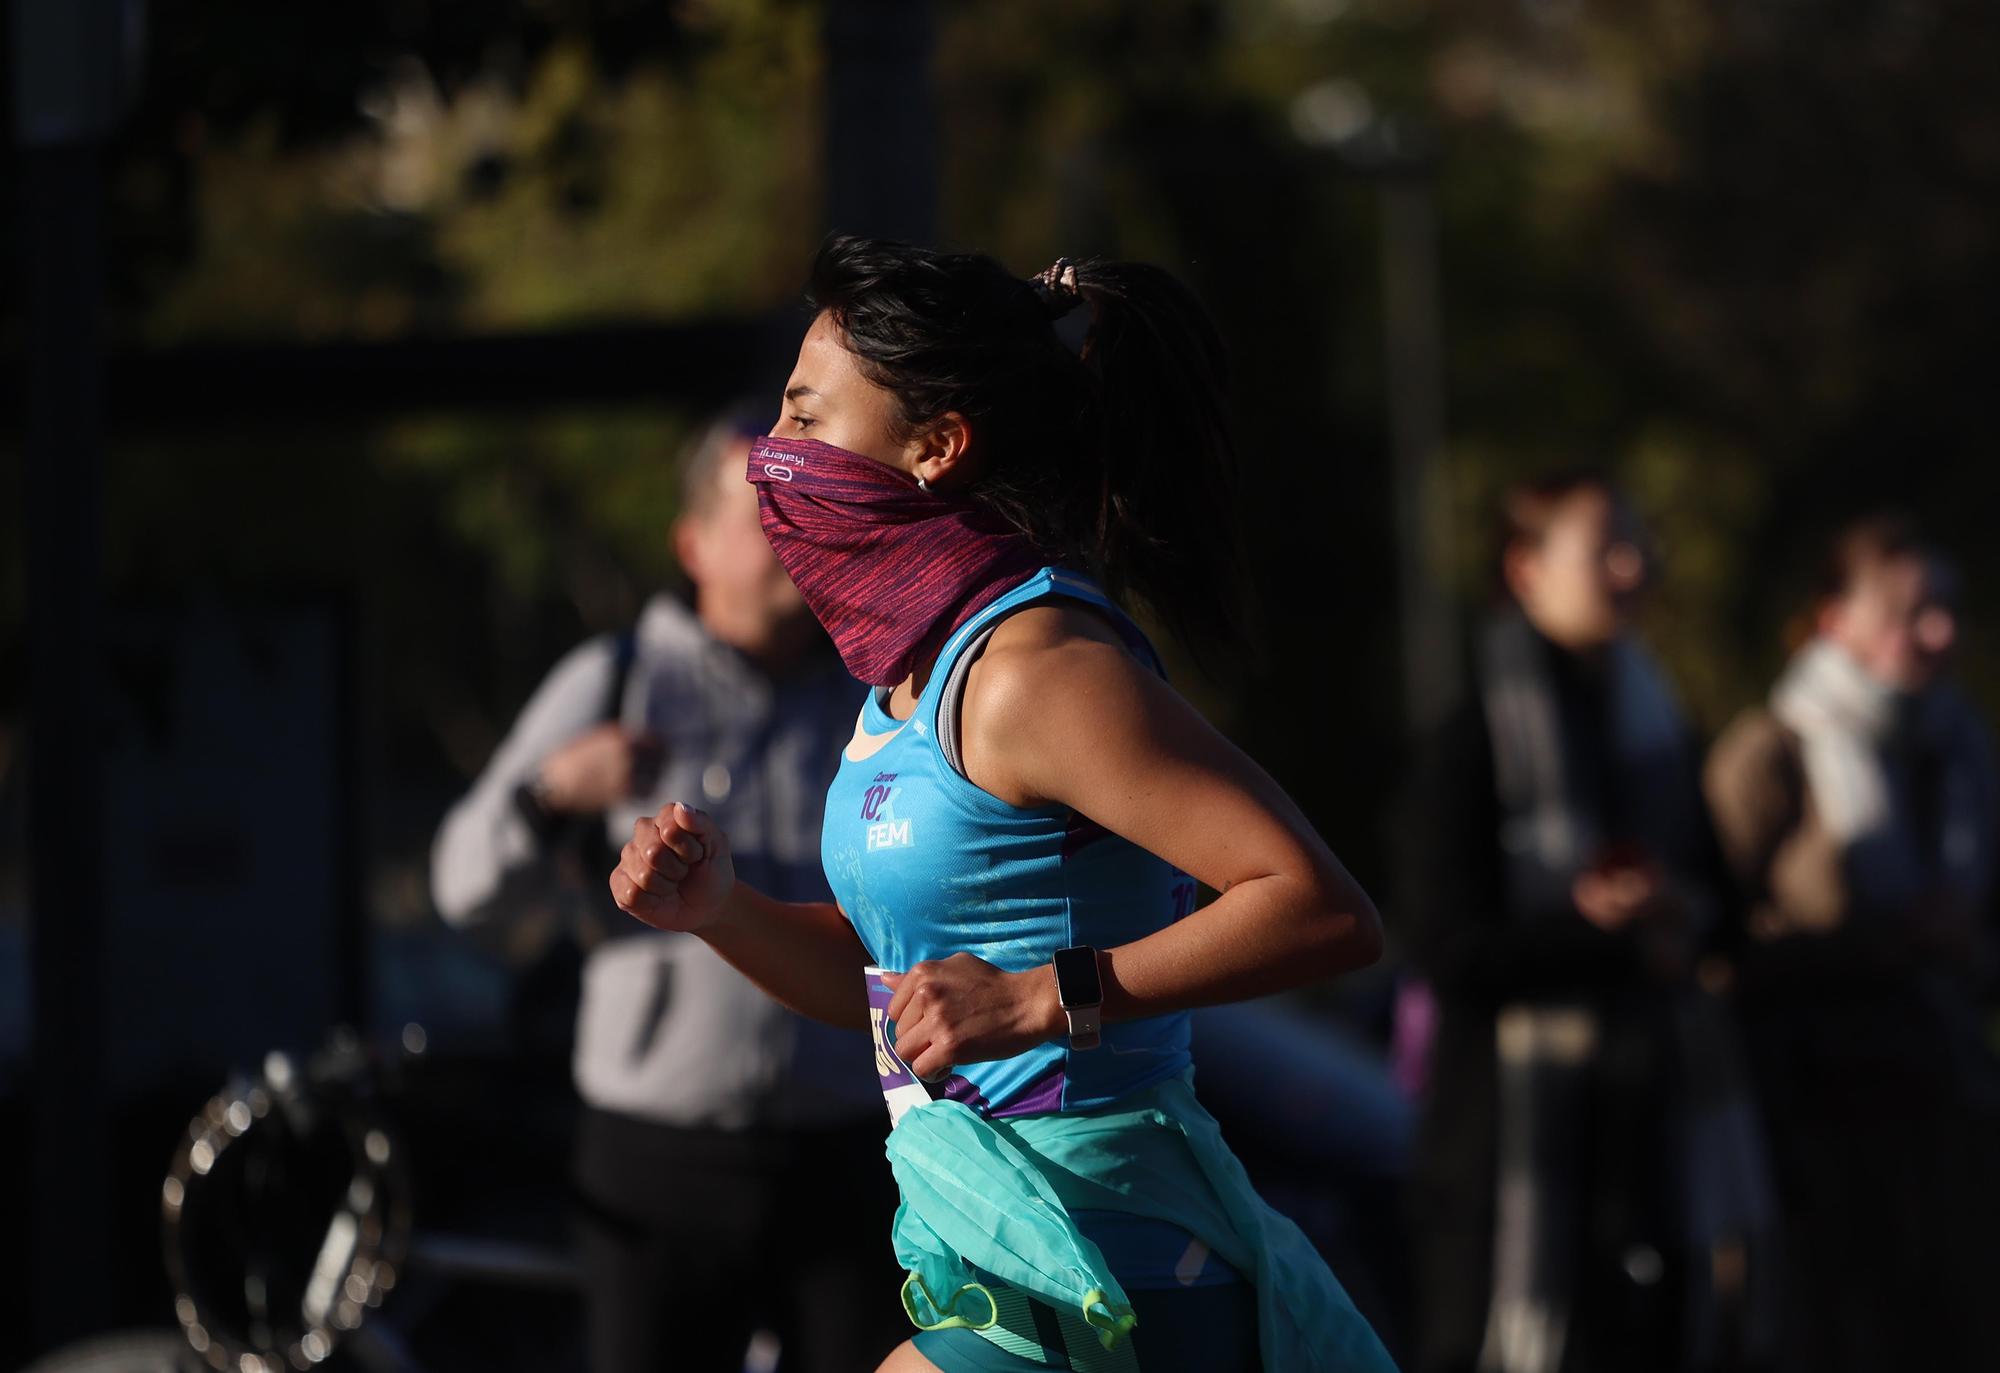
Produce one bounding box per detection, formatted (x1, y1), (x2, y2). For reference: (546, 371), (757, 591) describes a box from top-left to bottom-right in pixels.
(1068, 259), (1247, 666)
(807, 235), (1248, 667)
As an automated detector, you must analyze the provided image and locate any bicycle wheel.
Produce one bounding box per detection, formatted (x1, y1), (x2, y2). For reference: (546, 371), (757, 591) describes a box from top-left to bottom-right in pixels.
(15, 1330), (199, 1373)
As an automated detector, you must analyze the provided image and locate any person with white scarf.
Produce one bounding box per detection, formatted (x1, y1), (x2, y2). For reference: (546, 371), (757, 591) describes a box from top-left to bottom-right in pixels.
(1705, 513), (1999, 1373)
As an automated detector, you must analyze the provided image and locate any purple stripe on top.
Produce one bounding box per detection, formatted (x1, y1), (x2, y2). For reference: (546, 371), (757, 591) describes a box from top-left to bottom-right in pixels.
(936, 1073), (992, 1113)
(989, 1060), (1067, 1118)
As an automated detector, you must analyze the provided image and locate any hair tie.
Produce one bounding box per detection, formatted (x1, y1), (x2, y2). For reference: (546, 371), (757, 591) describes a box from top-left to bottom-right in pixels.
(1030, 257), (1084, 319)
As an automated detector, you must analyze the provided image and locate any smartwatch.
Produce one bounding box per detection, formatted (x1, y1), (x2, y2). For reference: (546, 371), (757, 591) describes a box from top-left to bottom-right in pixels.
(1051, 945), (1104, 1051)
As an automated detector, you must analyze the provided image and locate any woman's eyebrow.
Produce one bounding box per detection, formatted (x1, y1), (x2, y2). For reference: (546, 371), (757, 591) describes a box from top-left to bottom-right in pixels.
(785, 384), (821, 402)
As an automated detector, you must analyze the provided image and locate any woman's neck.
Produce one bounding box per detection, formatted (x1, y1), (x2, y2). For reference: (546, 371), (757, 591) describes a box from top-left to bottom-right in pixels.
(883, 623), (954, 721)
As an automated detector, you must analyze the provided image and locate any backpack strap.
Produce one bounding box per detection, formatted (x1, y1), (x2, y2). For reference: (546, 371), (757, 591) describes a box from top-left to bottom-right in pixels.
(602, 625), (640, 725)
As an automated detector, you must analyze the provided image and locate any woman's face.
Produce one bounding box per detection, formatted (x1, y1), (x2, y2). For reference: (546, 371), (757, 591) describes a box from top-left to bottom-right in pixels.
(1507, 487), (1650, 651)
(771, 311), (927, 475)
(1821, 553), (1957, 692)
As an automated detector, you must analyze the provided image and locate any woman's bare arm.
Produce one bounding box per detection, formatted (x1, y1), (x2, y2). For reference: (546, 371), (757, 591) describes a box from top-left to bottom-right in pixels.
(611, 803), (874, 1029)
(884, 607), (1382, 1078)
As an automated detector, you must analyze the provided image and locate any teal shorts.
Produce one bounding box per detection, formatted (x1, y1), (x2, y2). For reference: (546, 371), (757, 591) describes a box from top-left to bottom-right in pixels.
(910, 1279), (1259, 1372)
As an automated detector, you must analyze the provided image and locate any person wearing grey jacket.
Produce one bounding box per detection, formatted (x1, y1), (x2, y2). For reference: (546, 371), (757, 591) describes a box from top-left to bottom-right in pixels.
(430, 418), (901, 1373)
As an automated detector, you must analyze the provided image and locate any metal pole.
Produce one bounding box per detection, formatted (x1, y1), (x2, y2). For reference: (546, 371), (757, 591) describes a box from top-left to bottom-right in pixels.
(1378, 167), (1458, 733)
(22, 140), (111, 1352)
(15, 0), (128, 1348)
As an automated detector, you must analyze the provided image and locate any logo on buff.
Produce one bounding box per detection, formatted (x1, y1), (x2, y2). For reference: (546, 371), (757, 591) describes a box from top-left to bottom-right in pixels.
(757, 447), (805, 482)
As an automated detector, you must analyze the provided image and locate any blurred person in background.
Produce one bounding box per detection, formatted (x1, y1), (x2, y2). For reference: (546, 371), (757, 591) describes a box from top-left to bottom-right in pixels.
(612, 237), (1396, 1373)
(1704, 514), (1999, 1373)
(430, 415), (903, 1373)
(1397, 472), (1771, 1373)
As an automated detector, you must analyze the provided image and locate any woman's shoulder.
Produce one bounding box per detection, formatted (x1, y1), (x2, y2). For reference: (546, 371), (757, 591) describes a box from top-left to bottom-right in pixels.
(987, 598), (1131, 652)
(956, 603), (1161, 806)
(972, 603), (1147, 707)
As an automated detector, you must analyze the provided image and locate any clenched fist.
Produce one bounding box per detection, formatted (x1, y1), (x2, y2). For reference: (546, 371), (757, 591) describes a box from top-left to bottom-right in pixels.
(609, 801), (735, 934)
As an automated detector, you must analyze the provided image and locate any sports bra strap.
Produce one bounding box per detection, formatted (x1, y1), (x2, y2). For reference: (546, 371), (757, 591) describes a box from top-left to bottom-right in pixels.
(936, 620), (1004, 780)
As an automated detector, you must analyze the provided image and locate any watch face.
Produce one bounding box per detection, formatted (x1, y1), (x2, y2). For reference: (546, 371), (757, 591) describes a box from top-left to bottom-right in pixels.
(1053, 945), (1103, 1007)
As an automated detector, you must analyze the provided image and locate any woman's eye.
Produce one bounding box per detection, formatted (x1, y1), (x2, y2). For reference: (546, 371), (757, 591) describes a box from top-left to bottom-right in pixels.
(789, 413), (816, 431)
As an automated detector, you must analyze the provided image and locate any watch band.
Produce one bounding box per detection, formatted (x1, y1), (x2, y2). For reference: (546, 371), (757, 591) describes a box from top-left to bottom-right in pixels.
(1052, 945), (1104, 1051)
(1063, 1003), (1103, 1052)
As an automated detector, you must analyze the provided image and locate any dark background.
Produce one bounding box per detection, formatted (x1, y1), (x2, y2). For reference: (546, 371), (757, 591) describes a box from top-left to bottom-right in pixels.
(3, 0), (1996, 1365)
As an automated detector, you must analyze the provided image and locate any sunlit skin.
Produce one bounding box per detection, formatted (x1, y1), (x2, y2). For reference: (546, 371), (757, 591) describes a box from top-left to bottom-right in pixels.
(773, 312), (961, 479)
(1818, 552), (1958, 694)
(1502, 486), (1685, 940)
(533, 447), (818, 814)
(611, 310), (1384, 1371)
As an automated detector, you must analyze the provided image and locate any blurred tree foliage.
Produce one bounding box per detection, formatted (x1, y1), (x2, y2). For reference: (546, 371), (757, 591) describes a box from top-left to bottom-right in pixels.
(937, 0), (1996, 720)
(5, 0), (1997, 909)
(125, 7), (822, 339)
(929, 0), (1999, 875)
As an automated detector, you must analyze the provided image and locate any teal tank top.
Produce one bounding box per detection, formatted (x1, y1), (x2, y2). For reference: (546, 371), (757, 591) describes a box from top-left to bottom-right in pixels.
(823, 567), (1200, 1118)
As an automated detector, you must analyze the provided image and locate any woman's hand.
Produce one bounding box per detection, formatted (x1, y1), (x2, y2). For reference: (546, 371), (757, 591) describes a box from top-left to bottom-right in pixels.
(948, 609), (1383, 1020)
(1571, 858), (1666, 932)
(881, 953), (1064, 1081)
(610, 801), (735, 934)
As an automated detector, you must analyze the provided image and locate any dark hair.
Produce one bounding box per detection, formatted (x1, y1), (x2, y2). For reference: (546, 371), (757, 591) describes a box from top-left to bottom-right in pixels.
(1491, 467), (1628, 600)
(805, 234), (1246, 663)
(1498, 468), (1617, 552)
(1783, 510), (1939, 650)
(1815, 512), (1925, 604)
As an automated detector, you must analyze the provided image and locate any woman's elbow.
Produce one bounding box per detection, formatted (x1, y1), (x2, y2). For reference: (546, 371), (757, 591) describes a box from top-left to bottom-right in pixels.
(1339, 902), (1386, 972)
(1313, 869), (1384, 974)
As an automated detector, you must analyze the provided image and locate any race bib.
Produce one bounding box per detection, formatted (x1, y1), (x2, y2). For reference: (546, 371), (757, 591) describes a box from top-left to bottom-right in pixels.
(864, 966), (936, 1127)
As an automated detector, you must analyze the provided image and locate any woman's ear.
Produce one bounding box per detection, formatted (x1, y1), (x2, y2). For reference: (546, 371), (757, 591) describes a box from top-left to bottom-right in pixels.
(911, 412), (975, 491)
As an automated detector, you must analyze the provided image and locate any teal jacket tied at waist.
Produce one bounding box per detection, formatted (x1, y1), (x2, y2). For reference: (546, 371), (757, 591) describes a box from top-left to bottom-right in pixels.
(884, 1071), (1399, 1372)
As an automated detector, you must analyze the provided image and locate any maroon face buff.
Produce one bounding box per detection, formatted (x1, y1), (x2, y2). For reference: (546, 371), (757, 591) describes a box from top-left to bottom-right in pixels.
(746, 434), (1046, 687)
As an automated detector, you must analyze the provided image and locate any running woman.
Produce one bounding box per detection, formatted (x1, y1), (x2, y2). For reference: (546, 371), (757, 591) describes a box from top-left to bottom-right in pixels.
(610, 236), (1397, 1373)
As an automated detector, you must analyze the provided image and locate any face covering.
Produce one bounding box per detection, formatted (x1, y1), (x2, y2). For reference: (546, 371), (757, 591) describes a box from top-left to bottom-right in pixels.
(746, 434), (1046, 686)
